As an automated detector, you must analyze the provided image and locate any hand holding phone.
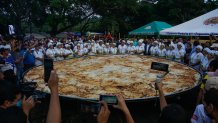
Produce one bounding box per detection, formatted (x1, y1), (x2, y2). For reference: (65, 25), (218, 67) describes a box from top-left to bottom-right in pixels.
(99, 95), (118, 105)
(44, 58), (53, 83)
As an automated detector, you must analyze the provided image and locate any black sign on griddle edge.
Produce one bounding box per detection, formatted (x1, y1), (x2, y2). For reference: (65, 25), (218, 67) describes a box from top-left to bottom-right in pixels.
(151, 62), (169, 72)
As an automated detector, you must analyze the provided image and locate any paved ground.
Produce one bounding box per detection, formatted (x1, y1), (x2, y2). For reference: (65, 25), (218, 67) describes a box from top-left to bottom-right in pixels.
(30, 87), (199, 123)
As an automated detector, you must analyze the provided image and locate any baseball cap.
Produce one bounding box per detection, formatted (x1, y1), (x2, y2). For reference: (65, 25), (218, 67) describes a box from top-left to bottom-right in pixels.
(205, 77), (218, 90)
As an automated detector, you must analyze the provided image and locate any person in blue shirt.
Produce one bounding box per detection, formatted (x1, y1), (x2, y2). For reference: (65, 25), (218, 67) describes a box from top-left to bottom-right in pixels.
(23, 44), (35, 72)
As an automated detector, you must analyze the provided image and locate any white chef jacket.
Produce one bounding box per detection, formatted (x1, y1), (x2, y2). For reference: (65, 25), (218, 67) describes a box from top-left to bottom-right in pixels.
(175, 49), (186, 62)
(89, 46), (97, 55)
(83, 48), (89, 54)
(118, 45), (127, 54)
(55, 48), (64, 61)
(190, 52), (204, 64)
(46, 48), (56, 61)
(97, 45), (105, 54)
(127, 46), (136, 54)
(136, 45), (145, 55)
(166, 50), (176, 59)
(191, 104), (211, 123)
(110, 47), (117, 55)
(33, 50), (44, 66)
(157, 49), (166, 57)
(104, 47), (110, 54)
(150, 46), (158, 56)
(64, 49), (74, 59)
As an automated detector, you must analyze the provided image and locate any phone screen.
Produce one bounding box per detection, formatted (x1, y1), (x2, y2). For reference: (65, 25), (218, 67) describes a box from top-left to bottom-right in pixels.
(44, 58), (53, 83)
(100, 95), (118, 105)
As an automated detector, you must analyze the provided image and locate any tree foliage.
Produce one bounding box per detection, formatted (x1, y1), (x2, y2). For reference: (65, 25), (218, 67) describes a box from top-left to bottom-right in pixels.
(0, 0), (217, 36)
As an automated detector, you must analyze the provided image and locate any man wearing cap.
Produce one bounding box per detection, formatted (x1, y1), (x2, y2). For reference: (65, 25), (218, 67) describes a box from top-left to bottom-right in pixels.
(118, 40), (127, 54)
(190, 45), (204, 71)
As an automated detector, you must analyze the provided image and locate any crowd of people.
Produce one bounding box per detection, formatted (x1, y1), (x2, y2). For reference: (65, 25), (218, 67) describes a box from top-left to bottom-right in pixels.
(0, 34), (218, 123)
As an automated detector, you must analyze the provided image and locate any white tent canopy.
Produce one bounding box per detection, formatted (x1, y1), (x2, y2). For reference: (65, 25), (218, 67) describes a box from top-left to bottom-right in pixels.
(160, 9), (218, 36)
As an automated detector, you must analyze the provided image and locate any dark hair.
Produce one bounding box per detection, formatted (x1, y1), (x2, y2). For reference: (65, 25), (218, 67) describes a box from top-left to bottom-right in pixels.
(3, 69), (17, 85)
(158, 104), (186, 123)
(204, 89), (218, 110)
(193, 40), (200, 46)
(0, 80), (20, 105)
(209, 60), (218, 71)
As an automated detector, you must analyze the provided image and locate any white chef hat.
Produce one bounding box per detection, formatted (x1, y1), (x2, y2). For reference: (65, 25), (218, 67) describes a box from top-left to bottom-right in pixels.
(65, 44), (70, 48)
(48, 43), (53, 47)
(138, 39), (143, 43)
(154, 41), (158, 44)
(113, 43), (116, 45)
(56, 42), (62, 46)
(130, 41), (133, 44)
(160, 43), (165, 46)
(106, 43), (109, 45)
(122, 40), (126, 43)
(77, 44), (81, 46)
(177, 42), (183, 46)
(196, 45), (203, 51)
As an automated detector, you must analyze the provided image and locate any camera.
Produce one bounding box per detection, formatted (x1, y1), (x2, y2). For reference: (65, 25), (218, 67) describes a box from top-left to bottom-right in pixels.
(99, 95), (118, 105)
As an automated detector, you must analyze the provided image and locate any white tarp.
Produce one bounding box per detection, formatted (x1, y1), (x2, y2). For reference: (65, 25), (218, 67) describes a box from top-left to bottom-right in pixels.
(160, 9), (218, 36)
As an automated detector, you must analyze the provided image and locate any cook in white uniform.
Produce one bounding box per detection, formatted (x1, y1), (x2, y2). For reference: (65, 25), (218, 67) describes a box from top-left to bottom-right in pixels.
(110, 43), (117, 55)
(104, 43), (110, 55)
(136, 40), (145, 55)
(174, 42), (186, 63)
(127, 41), (136, 55)
(83, 44), (89, 55)
(118, 40), (127, 54)
(64, 44), (74, 59)
(88, 43), (97, 55)
(55, 42), (64, 61)
(97, 41), (105, 54)
(46, 43), (56, 61)
(33, 45), (44, 66)
(157, 44), (166, 58)
(200, 48), (214, 73)
(150, 41), (159, 56)
(74, 44), (84, 56)
(166, 44), (176, 60)
(190, 45), (204, 71)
